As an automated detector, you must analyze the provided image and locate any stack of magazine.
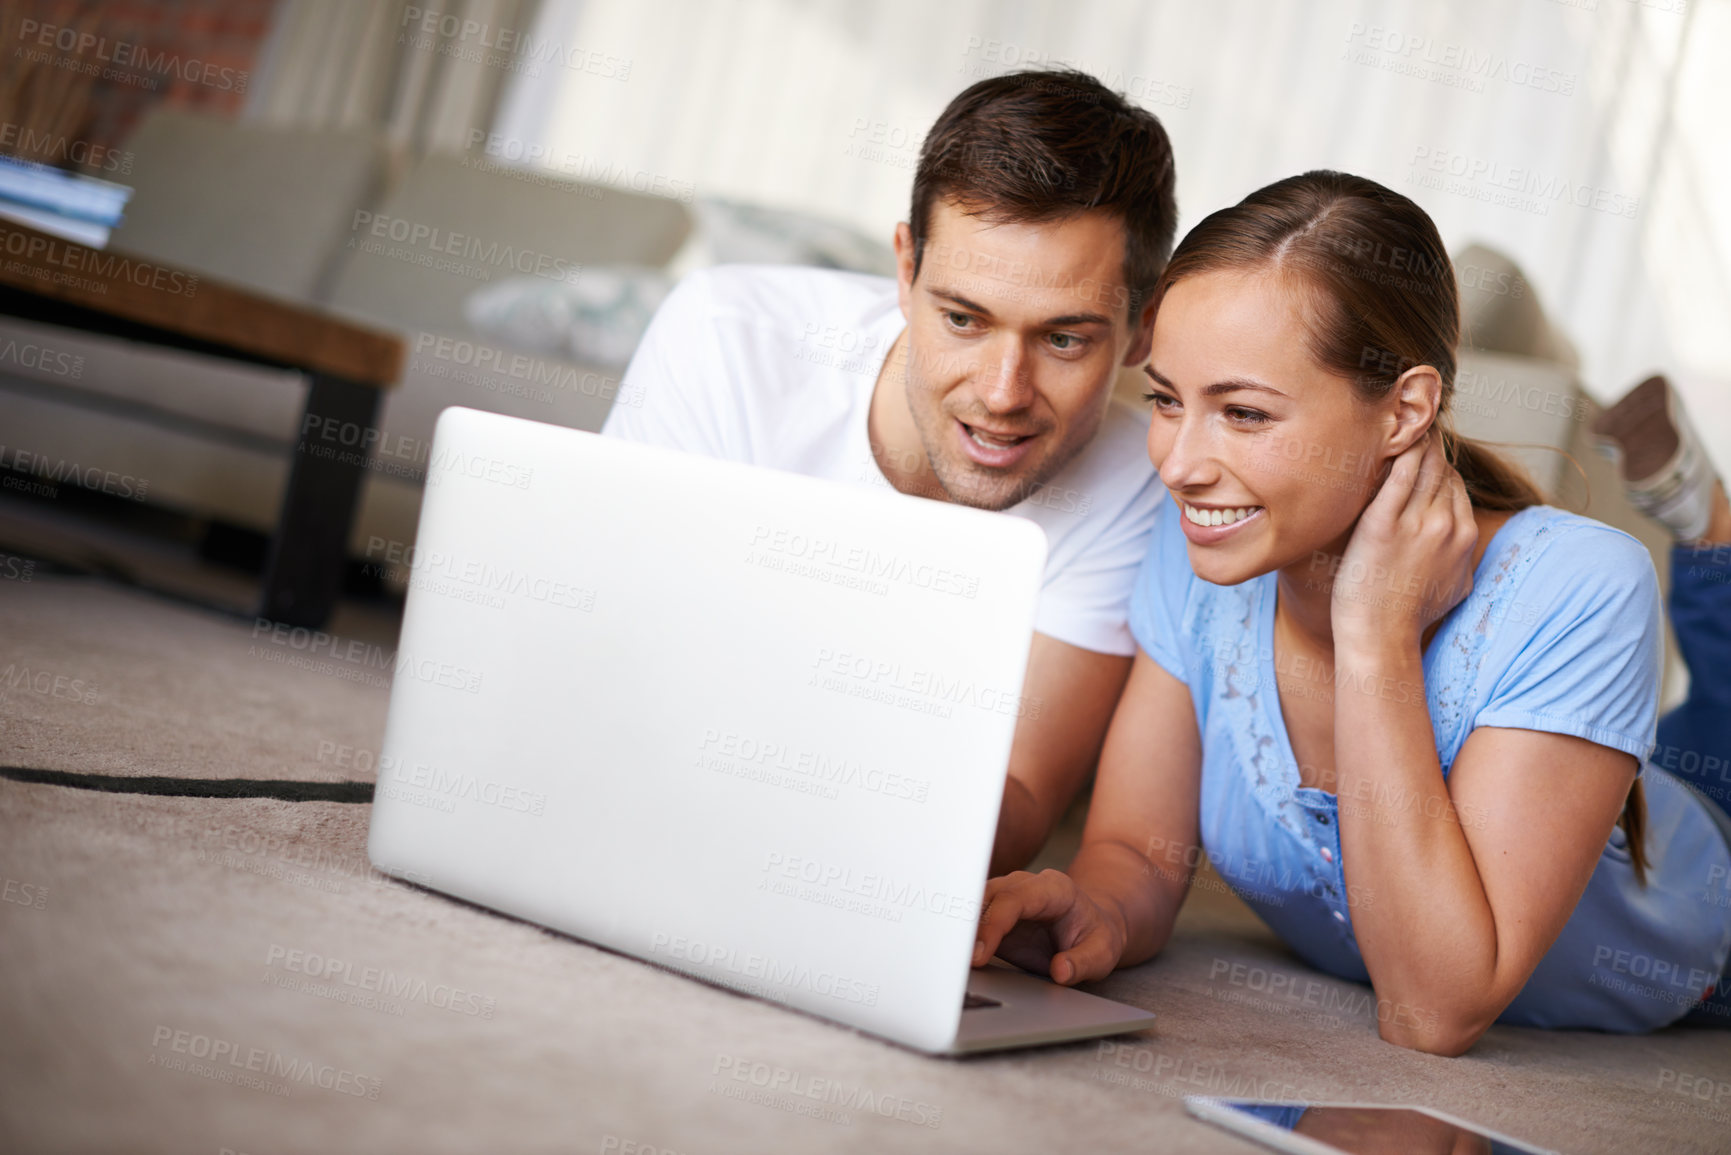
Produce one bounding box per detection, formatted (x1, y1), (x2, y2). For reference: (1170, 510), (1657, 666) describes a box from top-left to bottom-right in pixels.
(0, 155), (133, 247)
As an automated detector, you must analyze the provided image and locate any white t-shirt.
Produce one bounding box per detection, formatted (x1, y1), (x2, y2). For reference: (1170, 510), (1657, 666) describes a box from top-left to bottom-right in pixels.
(601, 264), (1167, 656)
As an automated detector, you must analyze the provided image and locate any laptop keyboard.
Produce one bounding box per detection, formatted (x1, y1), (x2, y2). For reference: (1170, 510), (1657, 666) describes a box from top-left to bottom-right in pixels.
(963, 992), (1002, 1010)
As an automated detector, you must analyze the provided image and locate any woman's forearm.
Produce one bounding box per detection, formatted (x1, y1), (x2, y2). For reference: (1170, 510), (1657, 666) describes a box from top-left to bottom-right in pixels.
(1331, 639), (1502, 1051)
(1066, 837), (1187, 967)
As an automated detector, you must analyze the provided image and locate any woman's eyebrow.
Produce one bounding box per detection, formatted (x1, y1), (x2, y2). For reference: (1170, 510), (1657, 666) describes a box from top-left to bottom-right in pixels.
(1144, 364), (1287, 398)
(1203, 379), (1288, 398)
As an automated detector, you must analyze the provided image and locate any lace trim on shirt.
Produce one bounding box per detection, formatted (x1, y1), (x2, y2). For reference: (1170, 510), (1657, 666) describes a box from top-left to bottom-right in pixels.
(1197, 507), (1567, 846)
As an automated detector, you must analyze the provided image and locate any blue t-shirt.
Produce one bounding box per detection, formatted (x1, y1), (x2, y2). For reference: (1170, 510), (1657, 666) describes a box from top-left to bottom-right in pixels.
(1128, 499), (1731, 1031)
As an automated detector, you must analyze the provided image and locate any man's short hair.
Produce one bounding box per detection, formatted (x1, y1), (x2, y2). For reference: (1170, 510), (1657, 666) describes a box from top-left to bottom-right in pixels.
(910, 68), (1179, 316)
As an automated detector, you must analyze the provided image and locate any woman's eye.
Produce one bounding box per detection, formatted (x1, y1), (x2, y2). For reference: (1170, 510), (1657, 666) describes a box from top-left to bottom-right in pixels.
(1225, 406), (1270, 426)
(1143, 389), (1178, 412)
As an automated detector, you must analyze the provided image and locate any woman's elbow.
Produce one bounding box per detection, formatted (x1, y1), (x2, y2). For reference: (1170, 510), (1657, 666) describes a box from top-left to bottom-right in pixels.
(1376, 1006), (1493, 1057)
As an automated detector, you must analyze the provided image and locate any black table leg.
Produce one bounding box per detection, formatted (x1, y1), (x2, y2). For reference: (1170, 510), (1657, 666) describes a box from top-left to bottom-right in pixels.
(259, 372), (380, 627)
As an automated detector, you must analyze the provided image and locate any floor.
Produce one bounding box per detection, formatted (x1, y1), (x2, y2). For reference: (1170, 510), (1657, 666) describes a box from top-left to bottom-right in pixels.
(2, 573), (1727, 1154)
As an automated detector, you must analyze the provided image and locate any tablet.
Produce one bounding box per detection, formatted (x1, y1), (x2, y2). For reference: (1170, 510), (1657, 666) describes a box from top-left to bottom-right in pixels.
(1184, 1097), (1560, 1155)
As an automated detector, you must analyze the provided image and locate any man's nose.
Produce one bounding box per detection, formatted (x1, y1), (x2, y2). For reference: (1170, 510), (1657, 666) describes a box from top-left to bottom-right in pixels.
(976, 337), (1034, 413)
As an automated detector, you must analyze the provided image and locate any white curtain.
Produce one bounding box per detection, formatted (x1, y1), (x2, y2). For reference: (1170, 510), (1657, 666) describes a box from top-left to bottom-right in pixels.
(492, 0), (1731, 466)
(244, 0), (542, 158)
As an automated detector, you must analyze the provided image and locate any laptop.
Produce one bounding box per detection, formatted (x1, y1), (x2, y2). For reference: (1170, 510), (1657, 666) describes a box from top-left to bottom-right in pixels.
(366, 406), (1157, 1054)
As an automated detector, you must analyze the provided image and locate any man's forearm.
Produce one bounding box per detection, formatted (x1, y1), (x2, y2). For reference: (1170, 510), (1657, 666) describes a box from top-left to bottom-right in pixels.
(988, 638), (1133, 875)
(990, 775), (1052, 875)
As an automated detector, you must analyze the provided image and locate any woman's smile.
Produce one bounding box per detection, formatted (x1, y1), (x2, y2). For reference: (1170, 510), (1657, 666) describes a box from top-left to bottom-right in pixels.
(1176, 499), (1266, 542)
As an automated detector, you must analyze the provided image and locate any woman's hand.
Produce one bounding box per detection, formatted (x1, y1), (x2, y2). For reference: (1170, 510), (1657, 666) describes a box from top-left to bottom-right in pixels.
(972, 869), (1127, 985)
(1332, 430), (1478, 651)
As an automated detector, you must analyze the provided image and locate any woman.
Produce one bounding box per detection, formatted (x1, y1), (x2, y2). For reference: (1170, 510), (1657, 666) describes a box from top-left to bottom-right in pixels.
(972, 171), (1731, 1054)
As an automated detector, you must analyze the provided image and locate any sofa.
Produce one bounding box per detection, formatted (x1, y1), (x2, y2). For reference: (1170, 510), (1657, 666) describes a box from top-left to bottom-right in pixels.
(0, 114), (1681, 701)
(1450, 242), (1683, 702)
(0, 109), (694, 577)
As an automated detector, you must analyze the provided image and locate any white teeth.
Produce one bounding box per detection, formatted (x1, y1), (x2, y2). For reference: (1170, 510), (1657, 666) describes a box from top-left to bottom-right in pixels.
(969, 428), (1022, 449)
(1183, 502), (1261, 528)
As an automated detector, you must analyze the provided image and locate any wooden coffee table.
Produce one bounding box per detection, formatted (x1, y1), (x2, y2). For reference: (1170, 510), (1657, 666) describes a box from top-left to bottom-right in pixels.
(0, 219), (403, 627)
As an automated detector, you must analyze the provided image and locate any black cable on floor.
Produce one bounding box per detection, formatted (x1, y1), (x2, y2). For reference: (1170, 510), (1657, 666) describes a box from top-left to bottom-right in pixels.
(0, 765), (373, 803)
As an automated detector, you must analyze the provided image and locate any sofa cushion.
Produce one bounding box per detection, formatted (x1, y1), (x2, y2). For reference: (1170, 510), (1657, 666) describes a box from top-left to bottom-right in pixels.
(324, 153), (692, 338)
(1451, 349), (1584, 500)
(0, 386), (286, 528)
(108, 110), (385, 304)
(1455, 242), (1579, 370)
(0, 318), (307, 443)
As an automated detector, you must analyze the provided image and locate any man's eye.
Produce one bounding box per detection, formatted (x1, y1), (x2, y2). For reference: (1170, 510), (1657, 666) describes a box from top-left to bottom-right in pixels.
(945, 311), (975, 329)
(1049, 332), (1082, 351)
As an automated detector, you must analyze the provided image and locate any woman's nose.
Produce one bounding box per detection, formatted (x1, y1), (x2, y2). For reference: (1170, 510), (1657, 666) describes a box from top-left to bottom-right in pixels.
(1155, 415), (1215, 491)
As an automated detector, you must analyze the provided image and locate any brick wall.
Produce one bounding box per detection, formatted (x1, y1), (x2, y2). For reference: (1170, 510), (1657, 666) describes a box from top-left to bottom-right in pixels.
(0, 0), (279, 173)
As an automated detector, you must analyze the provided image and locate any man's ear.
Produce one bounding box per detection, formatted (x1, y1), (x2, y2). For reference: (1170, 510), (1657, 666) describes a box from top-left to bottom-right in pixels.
(1122, 297), (1157, 366)
(893, 222), (916, 319)
(1384, 364), (1443, 456)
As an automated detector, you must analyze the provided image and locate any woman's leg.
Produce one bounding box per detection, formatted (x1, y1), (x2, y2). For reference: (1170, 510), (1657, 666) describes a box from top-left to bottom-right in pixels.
(1676, 757), (1731, 1028)
(1668, 493), (1731, 1028)
(1598, 378), (1731, 1027)
(1595, 376), (1731, 820)
(1653, 483), (1731, 821)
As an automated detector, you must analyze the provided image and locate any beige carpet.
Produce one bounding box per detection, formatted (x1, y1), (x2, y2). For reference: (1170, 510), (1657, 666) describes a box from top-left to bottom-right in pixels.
(2, 576), (1727, 1154)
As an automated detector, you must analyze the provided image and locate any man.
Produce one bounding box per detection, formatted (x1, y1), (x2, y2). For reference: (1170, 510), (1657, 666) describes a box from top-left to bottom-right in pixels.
(603, 69), (1178, 873)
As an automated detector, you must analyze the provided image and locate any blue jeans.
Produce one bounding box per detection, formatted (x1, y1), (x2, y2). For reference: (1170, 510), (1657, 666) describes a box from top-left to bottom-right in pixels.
(1655, 543), (1731, 1026)
(1654, 543), (1731, 821)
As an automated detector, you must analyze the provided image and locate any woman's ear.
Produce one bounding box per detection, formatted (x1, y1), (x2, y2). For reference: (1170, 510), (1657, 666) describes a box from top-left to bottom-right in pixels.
(1385, 365), (1443, 456)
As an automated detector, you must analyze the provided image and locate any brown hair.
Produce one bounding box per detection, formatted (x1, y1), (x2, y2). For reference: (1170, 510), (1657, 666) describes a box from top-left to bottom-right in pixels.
(1152, 170), (1647, 879)
(911, 68), (1178, 316)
